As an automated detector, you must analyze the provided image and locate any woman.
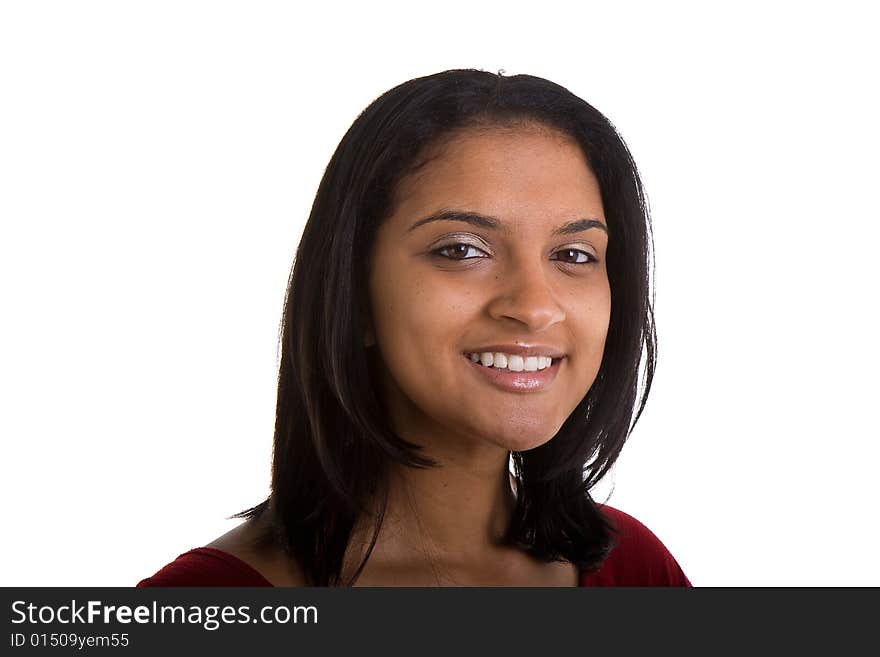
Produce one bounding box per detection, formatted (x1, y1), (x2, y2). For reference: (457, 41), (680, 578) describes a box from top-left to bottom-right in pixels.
(139, 69), (690, 587)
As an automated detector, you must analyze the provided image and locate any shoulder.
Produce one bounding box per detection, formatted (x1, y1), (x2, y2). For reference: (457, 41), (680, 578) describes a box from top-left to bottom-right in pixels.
(138, 517), (305, 587)
(136, 547), (272, 587)
(580, 504), (692, 587)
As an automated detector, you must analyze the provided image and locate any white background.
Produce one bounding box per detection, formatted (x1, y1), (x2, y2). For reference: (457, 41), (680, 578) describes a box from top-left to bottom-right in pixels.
(2, 1), (877, 586)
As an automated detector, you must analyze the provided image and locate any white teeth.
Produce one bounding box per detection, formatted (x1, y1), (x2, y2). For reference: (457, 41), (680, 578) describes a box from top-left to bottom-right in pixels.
(467, 352), (558, 372)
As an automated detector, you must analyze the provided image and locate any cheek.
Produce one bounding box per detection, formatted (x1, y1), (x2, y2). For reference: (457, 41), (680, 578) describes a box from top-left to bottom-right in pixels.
(369, 265), (473, 394)
(571, 285), (612, 378)
(594, 293), (612, 348)
(372, 269), (435, 343)
(371, 262), (478, 343)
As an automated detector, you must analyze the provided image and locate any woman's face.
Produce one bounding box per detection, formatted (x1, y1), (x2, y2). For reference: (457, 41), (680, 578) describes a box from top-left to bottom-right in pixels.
(366, 123), (610, 455)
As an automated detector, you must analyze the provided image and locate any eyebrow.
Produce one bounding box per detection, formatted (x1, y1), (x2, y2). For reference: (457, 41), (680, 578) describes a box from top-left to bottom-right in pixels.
(407, 209), (608, 236)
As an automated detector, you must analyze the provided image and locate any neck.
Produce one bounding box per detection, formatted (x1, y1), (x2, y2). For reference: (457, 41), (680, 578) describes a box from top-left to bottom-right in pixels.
(349, 444), (517, 569)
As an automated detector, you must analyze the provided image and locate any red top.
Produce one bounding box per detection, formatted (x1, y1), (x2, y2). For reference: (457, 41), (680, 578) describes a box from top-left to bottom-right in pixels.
(137, 505), (691, 587)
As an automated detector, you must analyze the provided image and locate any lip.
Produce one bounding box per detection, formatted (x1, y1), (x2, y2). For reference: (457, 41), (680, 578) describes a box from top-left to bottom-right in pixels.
(462, 353), (564, 393)
(461, 344), (567, 359)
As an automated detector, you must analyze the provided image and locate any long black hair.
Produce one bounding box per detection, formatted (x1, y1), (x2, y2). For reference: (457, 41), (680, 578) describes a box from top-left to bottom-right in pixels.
(236, 69), (656, 586)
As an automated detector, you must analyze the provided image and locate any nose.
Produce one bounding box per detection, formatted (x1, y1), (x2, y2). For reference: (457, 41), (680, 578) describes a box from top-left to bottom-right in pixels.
(486, 258), (566, 332)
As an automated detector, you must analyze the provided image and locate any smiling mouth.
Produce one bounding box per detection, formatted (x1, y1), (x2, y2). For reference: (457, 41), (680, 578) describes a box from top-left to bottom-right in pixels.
(463, 351), (561, 372)
(461, 353), (564, 392)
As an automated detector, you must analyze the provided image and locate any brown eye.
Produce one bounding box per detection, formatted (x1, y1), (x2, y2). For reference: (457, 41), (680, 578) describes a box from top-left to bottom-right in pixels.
(434, 243), (488, 260)
(553, 248), (595, 264)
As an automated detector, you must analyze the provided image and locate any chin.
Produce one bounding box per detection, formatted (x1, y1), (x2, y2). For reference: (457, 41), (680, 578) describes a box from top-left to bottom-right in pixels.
(485, 417), (562, 453)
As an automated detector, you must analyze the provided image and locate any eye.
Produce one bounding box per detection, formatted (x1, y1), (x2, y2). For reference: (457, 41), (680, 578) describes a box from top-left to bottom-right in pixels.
(432, 242), (490, 260)
(552, 248), (596, 265)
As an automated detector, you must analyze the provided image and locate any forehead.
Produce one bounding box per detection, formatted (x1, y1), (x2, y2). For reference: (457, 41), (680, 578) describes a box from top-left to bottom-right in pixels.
(389, 123), (605, 229)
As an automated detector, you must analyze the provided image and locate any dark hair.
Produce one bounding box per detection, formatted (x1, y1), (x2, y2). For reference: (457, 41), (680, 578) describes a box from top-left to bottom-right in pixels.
(237, 68), (656, 586)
